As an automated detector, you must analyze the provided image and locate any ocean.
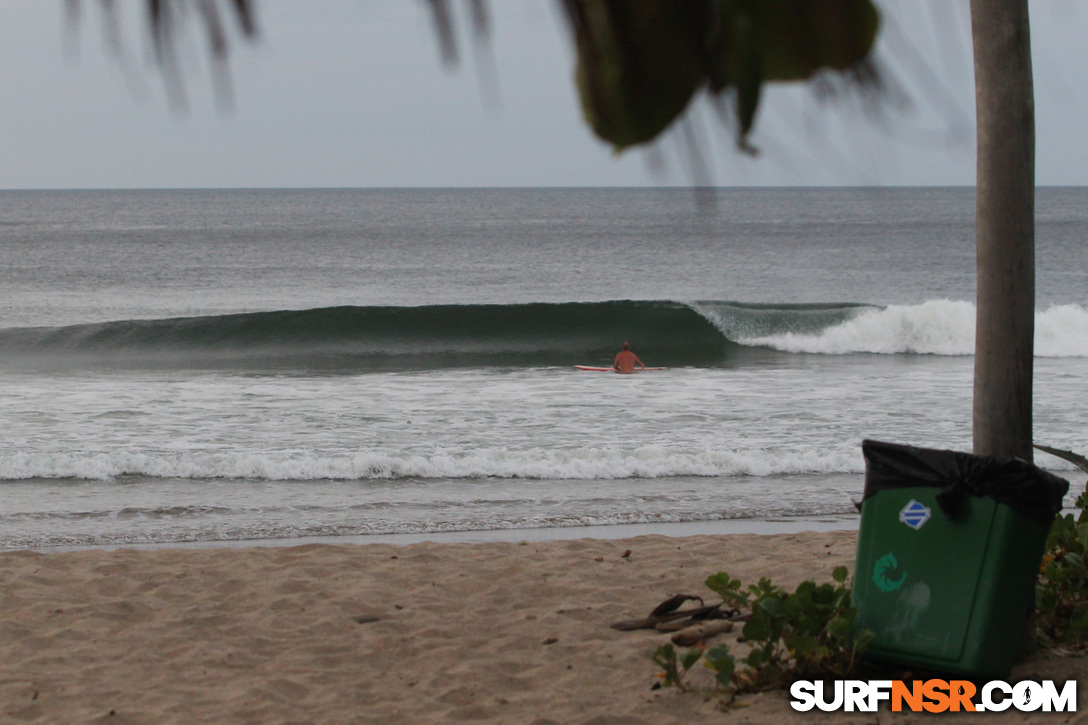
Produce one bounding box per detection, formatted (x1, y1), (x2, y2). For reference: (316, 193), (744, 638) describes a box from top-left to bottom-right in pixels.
(1, 187), (1085, 550)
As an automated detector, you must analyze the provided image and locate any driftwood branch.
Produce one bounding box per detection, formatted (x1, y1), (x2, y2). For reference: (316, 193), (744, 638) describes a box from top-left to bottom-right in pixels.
(670, 619), (734, 646)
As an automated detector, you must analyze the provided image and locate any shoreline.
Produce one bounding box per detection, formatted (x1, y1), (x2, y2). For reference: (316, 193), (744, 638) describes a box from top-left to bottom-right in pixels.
(30, 514), (861, 553)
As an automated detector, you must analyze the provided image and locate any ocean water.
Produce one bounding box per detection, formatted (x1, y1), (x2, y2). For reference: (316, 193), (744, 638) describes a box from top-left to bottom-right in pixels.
(1, 187), (1086, 549)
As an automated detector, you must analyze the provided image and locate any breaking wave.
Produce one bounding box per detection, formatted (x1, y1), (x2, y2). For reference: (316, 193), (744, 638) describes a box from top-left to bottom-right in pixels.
(0, 299), (1083, 371)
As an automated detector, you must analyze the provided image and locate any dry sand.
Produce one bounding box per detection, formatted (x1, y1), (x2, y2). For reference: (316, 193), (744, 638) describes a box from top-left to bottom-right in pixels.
(1, 531), (1084, 724)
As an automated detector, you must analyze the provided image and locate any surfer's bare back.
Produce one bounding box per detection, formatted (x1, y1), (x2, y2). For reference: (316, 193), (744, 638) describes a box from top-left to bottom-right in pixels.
(613, 342), (646, 374)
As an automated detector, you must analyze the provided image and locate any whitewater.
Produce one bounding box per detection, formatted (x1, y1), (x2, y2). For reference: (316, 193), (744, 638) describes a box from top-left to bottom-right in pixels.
(736, 300), (1088, 357)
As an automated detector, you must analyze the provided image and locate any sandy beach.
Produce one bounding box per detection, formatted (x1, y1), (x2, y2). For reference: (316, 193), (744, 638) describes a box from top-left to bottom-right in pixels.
(2, 531), (1084, 724)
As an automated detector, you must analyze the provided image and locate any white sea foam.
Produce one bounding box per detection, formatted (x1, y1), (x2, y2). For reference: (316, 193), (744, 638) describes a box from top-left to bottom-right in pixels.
(1036, 304), (1088, 357)
(742, 301), (1088, 357)
(0, 445), (866, 482)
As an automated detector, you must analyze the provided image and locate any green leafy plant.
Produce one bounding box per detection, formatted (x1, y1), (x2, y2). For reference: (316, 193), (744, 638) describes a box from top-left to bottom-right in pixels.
(1037, 483), (1088, 643)
(1034, 444), (1088, 644)
(651, 643), (705, 692)
(651, 566), (873, 699)
(711, 566), (872, 691)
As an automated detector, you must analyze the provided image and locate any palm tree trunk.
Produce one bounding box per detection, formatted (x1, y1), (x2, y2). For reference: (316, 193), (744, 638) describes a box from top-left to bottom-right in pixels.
(970, 0), (1035, 460)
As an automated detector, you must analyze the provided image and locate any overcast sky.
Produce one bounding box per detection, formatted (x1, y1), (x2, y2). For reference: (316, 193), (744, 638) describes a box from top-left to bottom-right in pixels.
(2, 0), (1087, 189)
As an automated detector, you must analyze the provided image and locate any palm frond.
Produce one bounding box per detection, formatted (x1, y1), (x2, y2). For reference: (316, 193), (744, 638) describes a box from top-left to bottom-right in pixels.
(1035, 444), (1088, 475)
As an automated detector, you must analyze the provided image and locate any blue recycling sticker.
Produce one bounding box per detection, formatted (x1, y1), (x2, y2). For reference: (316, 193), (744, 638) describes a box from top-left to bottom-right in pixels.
(898, 499), (932, 530)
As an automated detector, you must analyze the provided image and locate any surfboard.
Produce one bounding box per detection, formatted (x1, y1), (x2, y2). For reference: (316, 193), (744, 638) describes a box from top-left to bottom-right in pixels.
(574, 365), (664, 372)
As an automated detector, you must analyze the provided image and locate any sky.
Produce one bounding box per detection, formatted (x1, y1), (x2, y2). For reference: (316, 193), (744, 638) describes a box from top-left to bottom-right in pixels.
(1, 0), (1087, 189)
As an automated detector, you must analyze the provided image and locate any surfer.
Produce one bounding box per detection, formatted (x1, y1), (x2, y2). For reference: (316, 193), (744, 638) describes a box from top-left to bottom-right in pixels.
(613, 342), (646, 374)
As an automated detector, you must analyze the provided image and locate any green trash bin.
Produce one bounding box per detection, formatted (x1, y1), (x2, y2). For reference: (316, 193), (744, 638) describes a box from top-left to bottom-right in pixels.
(852, 440), (1069, 679)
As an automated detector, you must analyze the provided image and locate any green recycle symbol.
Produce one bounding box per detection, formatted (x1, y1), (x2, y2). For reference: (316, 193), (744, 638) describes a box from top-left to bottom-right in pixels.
(873, 552), (907, 592)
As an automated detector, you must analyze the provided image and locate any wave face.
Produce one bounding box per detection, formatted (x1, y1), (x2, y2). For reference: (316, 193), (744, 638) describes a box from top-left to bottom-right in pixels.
(0, 300), (855, 371)
(1, 300), (1084, 371)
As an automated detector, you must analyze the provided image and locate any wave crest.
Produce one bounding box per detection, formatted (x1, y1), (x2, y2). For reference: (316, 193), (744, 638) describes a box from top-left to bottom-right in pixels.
(742, 301), (1088, 357)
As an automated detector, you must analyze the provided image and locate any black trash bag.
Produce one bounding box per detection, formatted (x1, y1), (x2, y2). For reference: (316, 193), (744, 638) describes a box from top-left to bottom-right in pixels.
(860, 439), (1069, 526)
